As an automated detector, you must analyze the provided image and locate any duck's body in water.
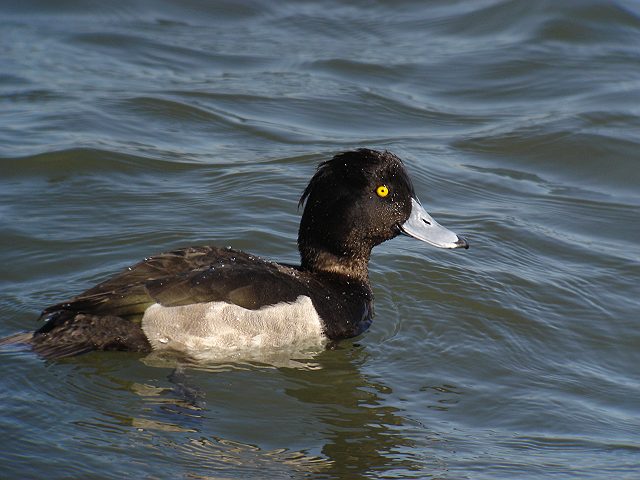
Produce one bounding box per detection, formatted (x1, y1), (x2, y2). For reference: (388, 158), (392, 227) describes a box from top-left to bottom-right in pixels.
(5, 149), (468, 359)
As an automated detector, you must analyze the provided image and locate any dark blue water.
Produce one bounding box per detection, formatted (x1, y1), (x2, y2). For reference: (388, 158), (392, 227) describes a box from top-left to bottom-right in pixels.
(1, 1), (639, 478)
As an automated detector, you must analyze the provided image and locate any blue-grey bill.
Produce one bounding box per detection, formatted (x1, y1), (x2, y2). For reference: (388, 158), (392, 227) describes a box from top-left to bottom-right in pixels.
(400, 198), (469, 249)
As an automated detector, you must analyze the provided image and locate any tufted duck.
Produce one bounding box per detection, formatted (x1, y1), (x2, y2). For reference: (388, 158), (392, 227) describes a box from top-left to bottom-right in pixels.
(15, 149), (468, 358)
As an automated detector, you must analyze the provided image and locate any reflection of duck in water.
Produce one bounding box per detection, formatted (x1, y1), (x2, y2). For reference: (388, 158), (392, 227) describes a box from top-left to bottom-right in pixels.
(281, 349), (428, 478)
(135, 348), (437, 478)
(12, 149), (468, 358)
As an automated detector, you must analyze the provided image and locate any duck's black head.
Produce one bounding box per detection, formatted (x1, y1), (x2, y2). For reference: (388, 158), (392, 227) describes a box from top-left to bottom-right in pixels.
(298, 149), (468, 280)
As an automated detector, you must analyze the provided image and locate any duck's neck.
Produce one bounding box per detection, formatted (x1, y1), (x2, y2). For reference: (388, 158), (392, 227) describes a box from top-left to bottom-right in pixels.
(299, 247), (371, 284)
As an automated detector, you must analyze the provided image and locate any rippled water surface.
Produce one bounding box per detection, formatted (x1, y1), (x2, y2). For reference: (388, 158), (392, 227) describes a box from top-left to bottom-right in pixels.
(2, 1), (640, 478)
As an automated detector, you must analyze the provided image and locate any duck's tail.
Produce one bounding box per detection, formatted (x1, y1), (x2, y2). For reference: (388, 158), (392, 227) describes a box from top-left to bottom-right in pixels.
(0, 332), (33, 348)
(1, 312), (152, 359)
(32, 311), (152, 359)
(0, 327), (98, 359)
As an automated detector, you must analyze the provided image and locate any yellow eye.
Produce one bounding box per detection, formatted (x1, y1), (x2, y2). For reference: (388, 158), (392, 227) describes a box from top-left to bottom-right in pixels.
(376, 185), (389, 198)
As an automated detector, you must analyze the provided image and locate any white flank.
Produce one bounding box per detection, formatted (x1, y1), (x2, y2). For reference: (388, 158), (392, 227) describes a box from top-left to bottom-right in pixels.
(141, 295), (326, 361)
